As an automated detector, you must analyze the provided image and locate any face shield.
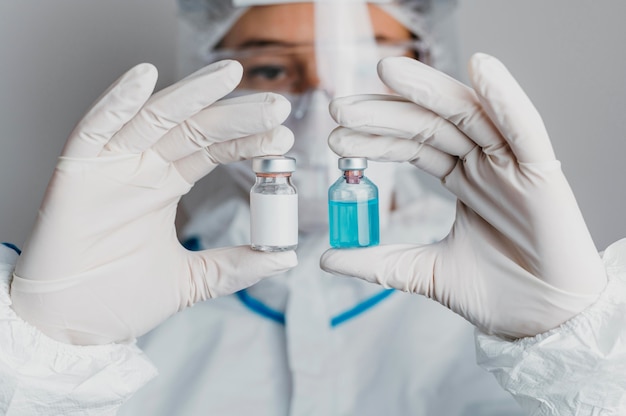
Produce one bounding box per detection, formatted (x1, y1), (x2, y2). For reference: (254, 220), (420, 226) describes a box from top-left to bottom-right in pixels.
(177, 0), (457, 233)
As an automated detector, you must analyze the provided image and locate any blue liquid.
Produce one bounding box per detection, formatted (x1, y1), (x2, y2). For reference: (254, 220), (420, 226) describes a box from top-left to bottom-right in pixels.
(329, 199), (380, 248)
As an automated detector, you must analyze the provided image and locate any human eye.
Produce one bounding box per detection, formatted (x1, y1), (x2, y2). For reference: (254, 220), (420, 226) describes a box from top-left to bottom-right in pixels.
(247, 65), (287, 82)
(239, 59), (297, 92)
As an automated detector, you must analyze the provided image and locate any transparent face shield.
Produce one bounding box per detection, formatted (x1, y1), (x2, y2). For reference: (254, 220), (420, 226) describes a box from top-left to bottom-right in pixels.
(202, 1), (429, 233)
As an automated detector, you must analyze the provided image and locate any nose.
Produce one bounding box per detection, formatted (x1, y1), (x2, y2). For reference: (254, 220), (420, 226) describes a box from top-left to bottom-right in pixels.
(294, 50), (323, 94)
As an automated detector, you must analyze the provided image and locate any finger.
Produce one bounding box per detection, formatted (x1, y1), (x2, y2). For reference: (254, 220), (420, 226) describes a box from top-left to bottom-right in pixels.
(152, 92), (291, 162)
(330, 94), (476, 157)
(104, 60), (243, 155)
(187, 246), (298, 303)
(328, 127), (457, 179)
(174, 125), (294, 183)
(320, 244), (439, 298)
(377, 57), (506, 154)
(62, 63), (158, 158)
(468, 53), (556, 163)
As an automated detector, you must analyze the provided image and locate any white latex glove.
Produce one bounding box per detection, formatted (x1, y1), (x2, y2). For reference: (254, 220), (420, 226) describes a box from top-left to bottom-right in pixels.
(10, 60), (297, 345)
(321, 53), (607, 339)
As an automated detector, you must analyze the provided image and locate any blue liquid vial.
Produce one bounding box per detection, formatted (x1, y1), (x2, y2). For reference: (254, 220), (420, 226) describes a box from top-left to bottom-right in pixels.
(328, 157), (380, 248)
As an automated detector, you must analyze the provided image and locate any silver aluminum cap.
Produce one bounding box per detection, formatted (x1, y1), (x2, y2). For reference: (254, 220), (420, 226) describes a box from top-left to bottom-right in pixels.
(252, 156), (296, 173)
(338, 157), (367, 170)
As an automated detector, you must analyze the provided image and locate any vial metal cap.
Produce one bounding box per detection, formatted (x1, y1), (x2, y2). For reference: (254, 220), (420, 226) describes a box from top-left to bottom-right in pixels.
(338, 157), (367, 170)
(252, 156), (296, 173)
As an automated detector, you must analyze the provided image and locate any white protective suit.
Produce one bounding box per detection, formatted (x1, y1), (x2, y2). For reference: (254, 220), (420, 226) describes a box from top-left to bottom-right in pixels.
(2, 237), (626, 414)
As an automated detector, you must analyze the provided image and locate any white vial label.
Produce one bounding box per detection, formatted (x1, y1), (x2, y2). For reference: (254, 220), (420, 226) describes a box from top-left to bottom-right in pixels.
(250, 193), (298, 246)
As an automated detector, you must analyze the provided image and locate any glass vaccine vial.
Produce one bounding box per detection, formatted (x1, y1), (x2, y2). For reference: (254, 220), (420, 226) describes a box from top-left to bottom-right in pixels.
(250, 156), (298, 252)
(328, 157), (380, 248)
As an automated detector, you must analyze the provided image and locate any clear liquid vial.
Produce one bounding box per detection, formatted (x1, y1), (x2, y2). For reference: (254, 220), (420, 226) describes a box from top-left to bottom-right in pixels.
(328, 157), (379, 248)
(250, 156), (298, 252)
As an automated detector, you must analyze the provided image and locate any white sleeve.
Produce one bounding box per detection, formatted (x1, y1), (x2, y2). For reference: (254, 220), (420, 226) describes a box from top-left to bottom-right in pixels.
(475, 238), (626, 415)
(0, 243), (158, 416)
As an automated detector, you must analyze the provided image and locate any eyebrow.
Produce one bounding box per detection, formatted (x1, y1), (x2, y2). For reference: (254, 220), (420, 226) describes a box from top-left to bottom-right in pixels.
(235, 39), (300, 49)
(231, 35), (405, 50)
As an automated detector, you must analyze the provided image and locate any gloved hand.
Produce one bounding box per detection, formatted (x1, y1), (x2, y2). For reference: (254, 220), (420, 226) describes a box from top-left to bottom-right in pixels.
(321, 53), (607, 339)
(10, 60), (297, 345)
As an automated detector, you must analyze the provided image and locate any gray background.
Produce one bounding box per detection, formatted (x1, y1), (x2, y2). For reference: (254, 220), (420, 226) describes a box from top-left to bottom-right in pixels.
(1, 1), (624, 250)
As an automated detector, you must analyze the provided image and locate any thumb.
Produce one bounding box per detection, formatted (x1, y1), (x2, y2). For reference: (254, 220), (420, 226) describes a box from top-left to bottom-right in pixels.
(320, 244), (439, 297)
(186, 246), (298, 304)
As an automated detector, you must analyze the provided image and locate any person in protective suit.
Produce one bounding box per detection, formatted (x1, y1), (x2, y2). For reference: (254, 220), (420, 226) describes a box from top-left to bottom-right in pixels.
(1, 1), (624, 415)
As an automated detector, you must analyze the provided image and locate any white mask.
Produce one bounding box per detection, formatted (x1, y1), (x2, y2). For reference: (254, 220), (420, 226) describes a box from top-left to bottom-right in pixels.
(217, 88), (396, 233)
(283, 89), (338, 233)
